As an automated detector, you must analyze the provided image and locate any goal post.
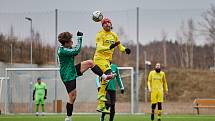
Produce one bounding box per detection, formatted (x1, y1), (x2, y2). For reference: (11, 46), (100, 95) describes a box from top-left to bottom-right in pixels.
(3, 67), (134, 114)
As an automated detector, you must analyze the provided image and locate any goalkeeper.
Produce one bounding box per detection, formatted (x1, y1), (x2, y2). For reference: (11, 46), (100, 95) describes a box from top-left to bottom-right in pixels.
(33, 77), (47, 116)
(94, 17), (131, 113)
(96, 63), (124, 121)
(57, 31), (114, 121)
(148, 63), (168, 121)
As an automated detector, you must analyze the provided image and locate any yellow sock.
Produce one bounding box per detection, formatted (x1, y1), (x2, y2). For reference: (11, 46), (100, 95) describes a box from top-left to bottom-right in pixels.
(98, 100), (105, 108)
(157, 110), (162, 119)
(98, 79), (107, 98)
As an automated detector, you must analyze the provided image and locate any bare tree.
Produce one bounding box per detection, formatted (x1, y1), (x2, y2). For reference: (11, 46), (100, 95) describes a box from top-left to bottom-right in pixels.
(176, 19), (195, 68)
(187, 19), (195, 68)
(199, 4), (215, 67)
(176, 21), (187, 68)
(161, 30), (167, 67)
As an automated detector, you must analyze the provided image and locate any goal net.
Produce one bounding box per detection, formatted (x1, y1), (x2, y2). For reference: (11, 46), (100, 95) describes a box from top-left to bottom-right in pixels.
(1, 67), (134, 114)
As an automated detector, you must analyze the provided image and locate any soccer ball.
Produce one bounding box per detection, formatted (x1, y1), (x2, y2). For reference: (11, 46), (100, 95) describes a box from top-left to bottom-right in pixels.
(92, 11), (103, 22)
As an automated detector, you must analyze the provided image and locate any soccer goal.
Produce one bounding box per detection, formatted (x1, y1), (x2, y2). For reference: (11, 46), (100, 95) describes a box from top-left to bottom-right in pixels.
(2, 67), (134, 114)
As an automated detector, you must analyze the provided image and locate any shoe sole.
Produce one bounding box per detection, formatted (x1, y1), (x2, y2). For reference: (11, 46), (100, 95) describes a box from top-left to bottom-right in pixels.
(102, 111), (110, 114)
(96, 109), (102, 112)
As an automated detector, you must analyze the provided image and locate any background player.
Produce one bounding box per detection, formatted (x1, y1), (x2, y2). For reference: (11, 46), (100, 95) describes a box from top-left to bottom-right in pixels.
(33, 77), (47, 116)
(148, 63), (168, 121)
(96, 63), (124, 121)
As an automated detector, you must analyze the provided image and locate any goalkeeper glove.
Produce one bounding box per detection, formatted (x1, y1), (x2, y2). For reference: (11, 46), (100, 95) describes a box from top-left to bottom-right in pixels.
(121, 90), (124, 94)
(44, 96), (47, 100)
(125, 48), (131, 54)
(109, 41), (120, 49)
(77, 31), (83, 36)
(33, 97), (35, 101)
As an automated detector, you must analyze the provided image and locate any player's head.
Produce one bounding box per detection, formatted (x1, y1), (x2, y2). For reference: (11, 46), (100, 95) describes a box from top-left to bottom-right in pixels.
(37, 77), (42, 84)
(155, 63), (161, 73)
(101, 18), (112, 31)
(58, 32), (73, 47)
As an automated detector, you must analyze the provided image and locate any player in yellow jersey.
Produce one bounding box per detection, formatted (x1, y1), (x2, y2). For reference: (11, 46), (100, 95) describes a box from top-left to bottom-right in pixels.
(94, 18), (131, 113)
(148, 63), (168, 121)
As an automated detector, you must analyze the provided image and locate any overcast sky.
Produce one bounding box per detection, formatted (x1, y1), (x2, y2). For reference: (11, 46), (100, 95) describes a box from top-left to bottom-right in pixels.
(1, 0), (214, 12)
(1, 0), (215, 46)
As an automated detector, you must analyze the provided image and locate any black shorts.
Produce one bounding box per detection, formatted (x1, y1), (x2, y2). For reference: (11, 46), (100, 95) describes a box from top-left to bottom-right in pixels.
(63, 63), (83, 93)
(106, 90), (116, 105)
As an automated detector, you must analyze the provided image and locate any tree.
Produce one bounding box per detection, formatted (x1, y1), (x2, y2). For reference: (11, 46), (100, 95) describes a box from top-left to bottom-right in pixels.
(199, 4), (215, 67)
(176, 19), (195, 68)
(161, 30), (167, 67)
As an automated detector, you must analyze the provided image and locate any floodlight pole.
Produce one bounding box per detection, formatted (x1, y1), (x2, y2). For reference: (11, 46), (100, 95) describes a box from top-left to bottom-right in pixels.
(144, 51), (148, 103)
(25, 17), (33, 64)
(25, 17), (33, 113)
(135, 7), (140, 113)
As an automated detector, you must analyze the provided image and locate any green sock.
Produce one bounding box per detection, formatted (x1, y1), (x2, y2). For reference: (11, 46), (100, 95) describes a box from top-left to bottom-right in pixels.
(42, 104), (45, 112)
(35, 104), (39, 112)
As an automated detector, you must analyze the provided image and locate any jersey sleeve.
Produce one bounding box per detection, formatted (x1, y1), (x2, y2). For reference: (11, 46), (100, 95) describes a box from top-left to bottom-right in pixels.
(115, 65), (124, 90)
(33, 84), (36, 90)
(162, 72), (168, 92)
(59, 36), (83, 56)
(147, 71), (152, 91)
(114, 33), (126, 52)
(117, 43), (126, 52)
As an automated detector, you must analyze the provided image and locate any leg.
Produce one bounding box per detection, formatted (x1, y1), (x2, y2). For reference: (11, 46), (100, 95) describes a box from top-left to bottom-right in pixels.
(35, 96), (40, 116)
(41, 104), (45, 115)
(35, 104), (39, 116)
(64, 80), (77, 121)
(77, 60), (113, 80)
(157, 91), (164, 121)
(157, 102), (162, 121)
(151, 103), (156, 121)
(98, 69), (112, 101)
(79, 60), (95, 74)
(109, 104), (115, 121)
(41, 96), (45, 115)
(97, 83), (110, 114)
(109, 90), (116, 121)
(151, 91), (157, 121)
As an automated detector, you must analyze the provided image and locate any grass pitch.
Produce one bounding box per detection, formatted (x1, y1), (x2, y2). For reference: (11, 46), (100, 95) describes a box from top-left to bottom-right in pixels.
(0, 114), (215, 121)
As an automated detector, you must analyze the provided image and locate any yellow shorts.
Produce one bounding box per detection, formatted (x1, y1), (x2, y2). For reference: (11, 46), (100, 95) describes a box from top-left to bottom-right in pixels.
(151, 91), (164, 104)
(93, 58), (111, 73)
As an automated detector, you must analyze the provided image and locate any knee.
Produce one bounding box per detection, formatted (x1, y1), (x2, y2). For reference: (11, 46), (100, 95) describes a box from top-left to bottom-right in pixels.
(68, 91), (77, 103)
(86, 60), (94, 67)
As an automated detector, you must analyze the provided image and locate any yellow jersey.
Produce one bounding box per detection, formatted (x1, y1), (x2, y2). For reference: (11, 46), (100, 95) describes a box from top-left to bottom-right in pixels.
(147, 70), (168, 92)
(94, 29), (126, 61)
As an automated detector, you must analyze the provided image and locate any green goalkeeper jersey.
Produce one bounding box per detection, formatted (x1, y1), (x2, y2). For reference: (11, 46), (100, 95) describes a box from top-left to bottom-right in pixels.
(34, 82), (47, 96)
(58, 37), (83, 82)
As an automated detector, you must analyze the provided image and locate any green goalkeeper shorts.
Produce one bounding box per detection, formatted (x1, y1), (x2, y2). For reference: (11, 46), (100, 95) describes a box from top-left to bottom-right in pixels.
(35, 95), (45, 105)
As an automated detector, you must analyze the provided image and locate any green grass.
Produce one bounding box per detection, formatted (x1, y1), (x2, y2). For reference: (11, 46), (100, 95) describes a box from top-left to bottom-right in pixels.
(0, 115), (215, 121)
